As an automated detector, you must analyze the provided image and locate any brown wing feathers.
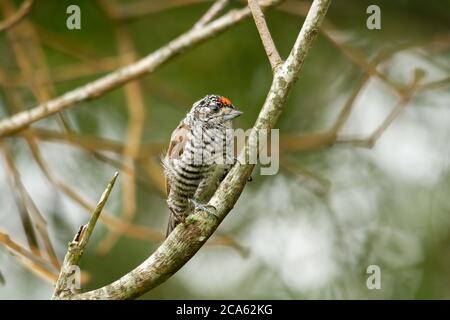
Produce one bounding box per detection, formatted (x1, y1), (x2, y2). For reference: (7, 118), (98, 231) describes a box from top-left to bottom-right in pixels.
(165, 122), (190, 196)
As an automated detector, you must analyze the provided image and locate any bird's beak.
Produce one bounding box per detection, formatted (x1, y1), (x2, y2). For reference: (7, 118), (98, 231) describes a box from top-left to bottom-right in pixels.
(223, 108), (243, 120)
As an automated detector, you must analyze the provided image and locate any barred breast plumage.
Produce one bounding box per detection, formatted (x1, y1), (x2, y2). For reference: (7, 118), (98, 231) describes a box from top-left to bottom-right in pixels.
(162, 95), (242, 237)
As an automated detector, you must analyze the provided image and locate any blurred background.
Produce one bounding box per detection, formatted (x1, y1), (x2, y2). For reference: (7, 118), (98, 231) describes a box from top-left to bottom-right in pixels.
(0, 0), (449, 299)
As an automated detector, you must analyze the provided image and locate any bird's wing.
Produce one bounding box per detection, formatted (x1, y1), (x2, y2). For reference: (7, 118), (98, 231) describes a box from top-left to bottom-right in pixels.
(165, 121), (190, 196)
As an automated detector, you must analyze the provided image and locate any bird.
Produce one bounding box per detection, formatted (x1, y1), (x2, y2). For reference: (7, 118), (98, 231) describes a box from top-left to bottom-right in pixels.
(162, 94), (242, 237)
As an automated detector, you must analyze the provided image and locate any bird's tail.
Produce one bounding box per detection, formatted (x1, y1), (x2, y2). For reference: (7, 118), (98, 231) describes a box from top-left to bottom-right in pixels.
(165, 211), (179, 238)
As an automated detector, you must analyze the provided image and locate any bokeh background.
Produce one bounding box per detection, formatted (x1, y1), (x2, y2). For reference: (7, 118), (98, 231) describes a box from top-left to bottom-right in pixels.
(0, 0), (449, 299)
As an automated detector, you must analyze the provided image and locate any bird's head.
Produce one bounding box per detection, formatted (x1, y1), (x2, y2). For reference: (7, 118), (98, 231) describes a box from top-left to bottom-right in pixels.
(190, 94), (242, 126)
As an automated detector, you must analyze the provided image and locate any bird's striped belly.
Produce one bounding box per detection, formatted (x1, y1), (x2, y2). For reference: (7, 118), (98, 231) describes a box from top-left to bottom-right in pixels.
(166, 157), (207, 215)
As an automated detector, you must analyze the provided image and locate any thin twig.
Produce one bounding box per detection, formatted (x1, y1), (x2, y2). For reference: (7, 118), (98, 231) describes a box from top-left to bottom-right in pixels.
(278, 72), (421, 153)
(0, 64), (65, 271)
(278, 70), (437, 155)
(281, 157), (331, 197)
(105, 0), (209, 21)
(0, 0), (33, 32)
(31, 128), (127, 154)
(0, 231), (58, 283)
(248, 0), (283, 70)
(1, 143), (60, 270)
(194, 0), (229, 29)
(1, 142), (41, 257)
(52, 172), (118, 299)
(279, 131), (335, 152)
(277, 0), (404, 97)
(35, 24), (102, 61)
(417, 76), (450, 92)
(0, 0), (71, 132)
(329, 73), (371, 134)
(336, 72), (423, 148)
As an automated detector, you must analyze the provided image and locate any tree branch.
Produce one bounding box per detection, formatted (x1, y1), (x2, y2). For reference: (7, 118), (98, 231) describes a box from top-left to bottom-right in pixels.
(248, 0), (283, 70)
(1, 142), (60, 270)
(52, 172), (118, 299)
(0, 231), (58, 283)
(65, 0), (331, 300)
(194, 0), (229, 29)
(336, 69), (423, 149)
(0, 0), (33, 32)
(95, 0), (146, 255)
(0, 0), (281, 138)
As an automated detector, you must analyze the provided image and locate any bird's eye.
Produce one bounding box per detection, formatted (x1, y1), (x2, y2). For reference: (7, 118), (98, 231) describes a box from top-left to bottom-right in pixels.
(210, 104), (220, 112)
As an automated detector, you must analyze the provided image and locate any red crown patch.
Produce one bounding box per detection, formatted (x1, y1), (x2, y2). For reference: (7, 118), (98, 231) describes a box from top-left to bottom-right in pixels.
(219, 96), (232, 106)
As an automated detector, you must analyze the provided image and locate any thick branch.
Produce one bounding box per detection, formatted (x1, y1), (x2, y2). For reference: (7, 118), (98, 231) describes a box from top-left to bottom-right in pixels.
(248, 0), (283, 70)
(70, 0), (331, 300)
(0, 0), (281, 138)
(52, 172), (118, 299)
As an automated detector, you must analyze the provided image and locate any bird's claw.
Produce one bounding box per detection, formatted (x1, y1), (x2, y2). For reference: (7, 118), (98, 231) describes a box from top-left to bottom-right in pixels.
(189, 198), (218, 218)
(234, 156), (243, 165)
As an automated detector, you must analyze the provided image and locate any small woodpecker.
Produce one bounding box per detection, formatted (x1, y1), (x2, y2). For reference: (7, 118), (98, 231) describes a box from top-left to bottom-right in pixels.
(162, 94), (242, 237)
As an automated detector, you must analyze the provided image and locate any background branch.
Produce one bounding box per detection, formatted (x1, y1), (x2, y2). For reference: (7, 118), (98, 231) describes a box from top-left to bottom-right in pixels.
(0, 0), (33, 32)
(194, 0), (229, 29)
(0, 0), (281, 138)
(1, 143), (60, 270)
(95, 0), (146, 255)
(0, 231), (58, 283)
